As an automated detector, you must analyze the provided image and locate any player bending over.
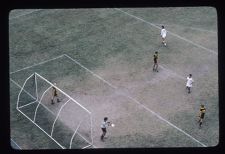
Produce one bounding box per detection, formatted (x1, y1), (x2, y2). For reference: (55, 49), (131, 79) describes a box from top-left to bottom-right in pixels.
(51, 83), (60, 105)
(198, 104), (206, 128)
(186, 74), (194, 94)
(153, 51), (159, 72)
(100, 117), (111, 141)
(161, 25), (167, 46)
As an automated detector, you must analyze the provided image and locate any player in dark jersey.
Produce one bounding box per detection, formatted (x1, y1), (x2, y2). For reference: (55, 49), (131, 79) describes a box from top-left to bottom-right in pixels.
(198, 104), (206, 128)
(153, 51), (158, 72)
(100, 117), (111, 141)
(51, 83), (60, 105)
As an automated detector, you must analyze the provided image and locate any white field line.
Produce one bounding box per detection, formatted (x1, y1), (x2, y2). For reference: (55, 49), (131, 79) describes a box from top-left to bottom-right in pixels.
(17, 108), (65, 149)
(10, 78), (55, 115)
(82, 144), (92, 149)
(124, 95), (206, 147)
(18, 100), (37, 109)
(64, 54), (207, 147)
(10, 54), (64, 75)
(114, 8), (217, 55)
(9, 9), (43, 20)
(11, 138), (22, 149)
(77, 132), (97, 148)
(63, 54), (117, 89)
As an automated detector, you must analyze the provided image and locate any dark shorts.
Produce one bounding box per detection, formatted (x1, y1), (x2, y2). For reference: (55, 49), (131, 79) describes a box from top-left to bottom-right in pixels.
(200, 113), (205, 119)
(54, 93), (58, 97)
(154, 60), (157, 64)
(101, 128), (106, 133)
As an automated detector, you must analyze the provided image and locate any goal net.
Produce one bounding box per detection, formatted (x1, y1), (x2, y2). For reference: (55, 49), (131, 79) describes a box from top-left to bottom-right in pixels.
(16, 72), (93, 149)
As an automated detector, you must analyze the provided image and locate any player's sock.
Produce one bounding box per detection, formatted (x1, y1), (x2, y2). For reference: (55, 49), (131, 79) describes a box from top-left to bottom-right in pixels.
(199, 122), (202, 128)
(101, 135), (105, 141)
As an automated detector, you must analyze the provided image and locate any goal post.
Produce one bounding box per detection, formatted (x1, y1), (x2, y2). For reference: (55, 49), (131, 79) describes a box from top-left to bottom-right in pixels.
(16, 72), (94, 149)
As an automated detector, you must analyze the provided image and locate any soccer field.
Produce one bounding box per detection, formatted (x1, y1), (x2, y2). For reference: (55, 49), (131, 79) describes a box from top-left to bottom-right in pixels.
(9, 7), (218, 149)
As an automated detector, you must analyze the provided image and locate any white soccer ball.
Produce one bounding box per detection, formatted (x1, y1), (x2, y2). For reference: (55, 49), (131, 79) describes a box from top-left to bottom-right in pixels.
(111, 123), (115, 127)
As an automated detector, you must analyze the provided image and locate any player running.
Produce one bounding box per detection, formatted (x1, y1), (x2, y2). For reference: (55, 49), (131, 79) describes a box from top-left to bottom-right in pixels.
(186, 74), (194, 94)
(100, 117), (111, 141)
(153, 51), (159, 72)
(161, 25), (167, 46)
(198, 104), (206, 128)
(51, 83), (60, 105)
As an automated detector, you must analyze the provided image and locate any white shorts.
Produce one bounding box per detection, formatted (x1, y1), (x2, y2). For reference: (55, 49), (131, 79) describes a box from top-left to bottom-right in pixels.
(161, 34), (166, 39)
(186, 84), (192, 88)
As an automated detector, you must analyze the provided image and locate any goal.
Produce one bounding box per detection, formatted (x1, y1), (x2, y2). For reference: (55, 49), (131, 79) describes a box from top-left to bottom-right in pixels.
(16, 72), (93, 149)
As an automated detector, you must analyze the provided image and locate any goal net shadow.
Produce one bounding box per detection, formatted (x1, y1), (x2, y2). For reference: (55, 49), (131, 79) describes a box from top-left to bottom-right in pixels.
(16, 72), (93, 149)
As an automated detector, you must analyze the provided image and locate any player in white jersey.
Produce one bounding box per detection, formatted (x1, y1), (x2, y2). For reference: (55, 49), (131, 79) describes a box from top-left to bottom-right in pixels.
(161, 25), (167, 46)
(186, 74), (194, 94)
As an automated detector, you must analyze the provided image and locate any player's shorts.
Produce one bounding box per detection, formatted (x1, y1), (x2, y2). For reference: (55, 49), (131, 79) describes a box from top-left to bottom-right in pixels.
(154, 60), (157, 64)
(162, 34), (166, 39)
(54, 93), (58, 97)
(200, 113), (205, 119)
(186, 84), (192, 88)
(101, 128), (106, 133)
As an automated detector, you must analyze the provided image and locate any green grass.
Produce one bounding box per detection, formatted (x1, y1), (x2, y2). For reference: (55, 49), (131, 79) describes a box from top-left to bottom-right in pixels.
(9, 7), (218, 149)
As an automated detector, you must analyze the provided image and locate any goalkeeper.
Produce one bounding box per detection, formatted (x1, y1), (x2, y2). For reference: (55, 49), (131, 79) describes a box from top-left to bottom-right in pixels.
(51, 83), (60, 105)
(100, 117), (111, 141)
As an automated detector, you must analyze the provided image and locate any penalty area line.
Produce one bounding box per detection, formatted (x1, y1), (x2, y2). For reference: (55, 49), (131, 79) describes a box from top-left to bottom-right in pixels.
(64, 54), (207, 147)
(11, 138), (22, 149)
(10, 54), (65, 75)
